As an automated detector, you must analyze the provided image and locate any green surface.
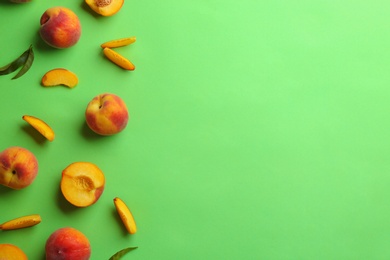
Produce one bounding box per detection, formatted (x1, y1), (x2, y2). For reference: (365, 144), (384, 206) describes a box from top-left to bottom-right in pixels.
(1, 0), (390, 259)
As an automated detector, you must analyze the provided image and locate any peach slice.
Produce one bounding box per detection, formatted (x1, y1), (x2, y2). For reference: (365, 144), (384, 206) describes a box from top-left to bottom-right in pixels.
(22, 115), (55, 141)
(85, 0), (124, 16)
(113, 197), (137, 234)
(0, 244), (28, 260)
(61, 162), (105, 207)
(41, 68), (78, 88)
(101, 36), (136, 48)
(0, 214), (42, 230)
(103, 47), (135, 70)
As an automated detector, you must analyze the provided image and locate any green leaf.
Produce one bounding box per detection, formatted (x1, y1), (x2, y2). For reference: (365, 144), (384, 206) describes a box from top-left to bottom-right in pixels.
(12, 44), (34, 80)
(0, 47), (29, 75)
(109, 247), (138, 260)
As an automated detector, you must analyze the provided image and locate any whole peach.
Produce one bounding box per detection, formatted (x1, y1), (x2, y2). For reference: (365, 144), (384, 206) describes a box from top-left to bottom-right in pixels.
(39, 7), (81, 49)
(45, 227), (91, 260)
(0, 146), (38, 190)
(85, 93), (129, 135)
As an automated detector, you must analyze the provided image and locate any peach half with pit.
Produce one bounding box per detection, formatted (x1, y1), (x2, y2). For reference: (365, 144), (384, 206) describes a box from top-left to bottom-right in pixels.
(61, 162), (105, 207)
(45, 227), (91, 260)
(85, 0), (124, 16)
(85, 93), (129, 136)
(0, 146), (38, 190)
(39, 7), (81, 49)
(0, 244), (28, 260)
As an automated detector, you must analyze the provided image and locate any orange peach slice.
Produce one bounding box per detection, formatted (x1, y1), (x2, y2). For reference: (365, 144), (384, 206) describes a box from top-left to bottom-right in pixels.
(22, 115), (55, 141)
(0, 214), (41, 230)
(41, 68), (78, 88)
(103, 47), (135, 70)
(85, 0), (124, 16)
(114, 197), (137, 234)
(101, 36), (136, 48)
(61, 162), (105, 207)
(0, 244), (28, 260)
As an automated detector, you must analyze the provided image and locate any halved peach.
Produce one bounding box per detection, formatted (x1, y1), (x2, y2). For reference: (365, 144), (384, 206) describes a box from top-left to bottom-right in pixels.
(101, 36), (136, 48)
(61, 162), (105, 207)
(103, 47), (135, 70)
(22, 115), (55, 141)
(85, 0), (124, 16)
(41, 68), (78, 88)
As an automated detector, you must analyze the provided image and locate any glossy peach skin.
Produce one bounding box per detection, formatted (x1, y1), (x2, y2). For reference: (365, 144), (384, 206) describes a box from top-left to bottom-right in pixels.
(85, 93), (129, 135)
(45, 227), (91, 260)
(39, 7), (81, 49)
(0, 244), (28, 260)
(0, 146), (38, 189)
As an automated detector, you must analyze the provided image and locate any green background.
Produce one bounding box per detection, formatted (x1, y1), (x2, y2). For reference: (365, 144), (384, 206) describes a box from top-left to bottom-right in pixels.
(1, 0), (390, 259)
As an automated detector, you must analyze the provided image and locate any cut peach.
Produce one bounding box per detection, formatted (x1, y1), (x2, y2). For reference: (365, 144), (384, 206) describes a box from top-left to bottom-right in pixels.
(101, 36), (136, 48)
(114, 197), (137, 234)
(22, 115), (55, 141)
(85, 0), (124, 16)
(103, 47), (135, 70)
(61, 162), (105, 207)
(41, 68), (78, 88)
(0, 244), (28, 260)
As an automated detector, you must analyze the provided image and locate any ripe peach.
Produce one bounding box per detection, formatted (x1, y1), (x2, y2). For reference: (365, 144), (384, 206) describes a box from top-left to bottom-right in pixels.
(61, 162), (105, 207)
(85, 93), (129, 135)
(0, 146), (38, 189)
(45, 227), (91, 260)
(39, 7), (81, 49)
(0, 244), (28, 260)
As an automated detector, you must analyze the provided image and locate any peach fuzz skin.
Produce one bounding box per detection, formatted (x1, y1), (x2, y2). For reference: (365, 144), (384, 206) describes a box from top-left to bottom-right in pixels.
(0, 244), (28, 260)
(39, 7), (81, 49)
(0, 146), (38, 190)
(85, 93), (129, 136)
(45, 227), (91, 260)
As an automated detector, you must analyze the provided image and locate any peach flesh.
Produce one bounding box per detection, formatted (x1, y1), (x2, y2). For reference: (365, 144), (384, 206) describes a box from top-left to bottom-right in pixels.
(0, 244), (28, 260)
(61, 162), (105, 207)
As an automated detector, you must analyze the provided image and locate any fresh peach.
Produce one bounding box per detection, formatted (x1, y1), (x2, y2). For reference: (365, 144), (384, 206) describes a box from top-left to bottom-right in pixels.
(101, 36), (136, 48)
(22, 115), (55, 141)
(61, 162), (105, 207)
(45, 227), (91, 260)
(85, 93), (129, 135)
(0, 244), (28, 260)
(103, 47), (135, 70)
(0, 146), (38, 190)
(39, 7), (81, 49)
(41, 68), (78, 88)
(114, 197), (137, 234)
(85, 0), (124, 16)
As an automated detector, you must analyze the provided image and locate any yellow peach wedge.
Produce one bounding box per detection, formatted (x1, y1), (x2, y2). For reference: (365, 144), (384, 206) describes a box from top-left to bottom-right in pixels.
(22, 115), (55, 141)
(114, 197), (137, 234)
(86, 0), (124, 16)
(0, 214), (42, 231)
(41, 68), (78, 88)
(103, 47), (135, 70)
(101, 36), (136, 48)
(0, 244), (28, 260)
